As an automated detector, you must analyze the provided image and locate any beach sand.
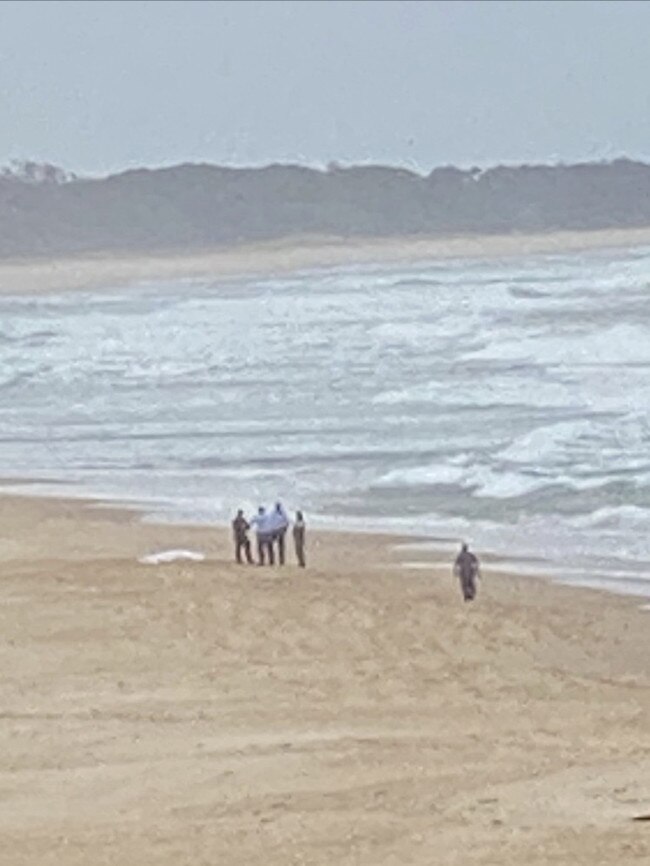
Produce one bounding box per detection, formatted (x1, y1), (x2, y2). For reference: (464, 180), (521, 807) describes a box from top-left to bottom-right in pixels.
(0, 493), (648, 864)
(2, 226), (650, 295)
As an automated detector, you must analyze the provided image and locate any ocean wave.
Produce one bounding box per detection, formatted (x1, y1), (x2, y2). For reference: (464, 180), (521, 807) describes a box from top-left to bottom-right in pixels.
(375, 464), (466, 487)
(508, 286), (552, 299)
(0, 328), (59, 346)
(373, 374), (583, 410)
(467, 323), (650, 365)
(570, 505), (650, 531)
(373, 461), (615, 499)
(389, 277), (446, 289)
(368, 320), (475, 346)
(498, 419), (596, 464)
(0, 369), (46, 390)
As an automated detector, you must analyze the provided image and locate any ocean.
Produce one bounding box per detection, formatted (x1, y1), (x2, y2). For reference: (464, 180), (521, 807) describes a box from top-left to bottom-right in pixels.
(2, 246), (650, 597)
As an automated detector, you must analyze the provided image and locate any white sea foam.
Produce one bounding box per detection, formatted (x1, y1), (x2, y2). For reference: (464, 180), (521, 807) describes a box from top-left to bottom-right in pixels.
(468, 323), (650, 366)
(376, 464), (466, 487)
(498, 420), (597, 464)
(570, 505), (650, 530)
(375, 461), (610, 499)
(373, 374), (583, 410)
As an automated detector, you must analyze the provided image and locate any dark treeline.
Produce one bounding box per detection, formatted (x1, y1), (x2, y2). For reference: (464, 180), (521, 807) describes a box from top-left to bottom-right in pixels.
(1, 157), (649, 257)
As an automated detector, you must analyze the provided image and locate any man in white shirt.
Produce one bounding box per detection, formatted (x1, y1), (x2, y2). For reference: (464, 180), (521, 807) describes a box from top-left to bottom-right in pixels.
(267, 501), (289, 565)
(249, 506), (275, 566)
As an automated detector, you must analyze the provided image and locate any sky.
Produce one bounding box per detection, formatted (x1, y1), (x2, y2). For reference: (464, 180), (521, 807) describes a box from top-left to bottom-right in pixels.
(1, 0), (650, 176)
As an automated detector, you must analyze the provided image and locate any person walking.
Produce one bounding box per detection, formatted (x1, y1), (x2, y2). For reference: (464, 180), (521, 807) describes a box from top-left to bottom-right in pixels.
(453, 542), (481, 602)
(293, 510), (306, 567)
(231, 508), (253, 564)
(250, 506), (274, 566)
(268, 501), (289, 565)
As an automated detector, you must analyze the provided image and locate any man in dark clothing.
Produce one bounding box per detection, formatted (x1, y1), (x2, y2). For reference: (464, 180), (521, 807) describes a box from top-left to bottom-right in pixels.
(293, 510), (306, 567)
(268, 501), (289, 565)
(232, 509), (253, 565)
(453, 543), (480, 602)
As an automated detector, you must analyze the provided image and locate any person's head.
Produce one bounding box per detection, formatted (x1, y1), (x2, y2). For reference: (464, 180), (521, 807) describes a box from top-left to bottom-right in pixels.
(461, 542), (468, 552)
(296, 510), (303, 521)
(258, 506), (265, 515)
(274, 501), (283, 512)
(237, 509), (244, 518)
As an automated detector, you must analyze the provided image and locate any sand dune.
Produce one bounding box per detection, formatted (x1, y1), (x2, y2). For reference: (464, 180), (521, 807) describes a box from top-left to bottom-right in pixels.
(0, 494), (648, 864)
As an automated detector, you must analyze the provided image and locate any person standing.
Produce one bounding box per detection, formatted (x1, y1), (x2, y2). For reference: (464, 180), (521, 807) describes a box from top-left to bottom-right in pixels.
(293, 510), (306, 567)
(231, 509), (253, 564)
(250, 506), (274, 566)
(453, 543), (481, 602)
(268, 501), (289, 565)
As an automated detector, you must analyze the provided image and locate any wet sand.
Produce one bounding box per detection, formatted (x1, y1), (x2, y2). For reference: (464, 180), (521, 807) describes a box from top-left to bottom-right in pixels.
(2, 226), (650, 294)
(0, 493), (648, 864)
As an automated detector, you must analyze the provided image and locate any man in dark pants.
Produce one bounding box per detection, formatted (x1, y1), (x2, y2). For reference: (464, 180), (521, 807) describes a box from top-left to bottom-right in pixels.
(269, 501), (289, 565)
(453, 543), (481, 602)
(231, 509), (253, 564)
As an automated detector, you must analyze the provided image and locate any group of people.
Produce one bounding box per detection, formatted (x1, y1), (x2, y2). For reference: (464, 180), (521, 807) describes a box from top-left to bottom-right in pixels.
(232, 502), (306, 567)
(232, 504), (479, 600)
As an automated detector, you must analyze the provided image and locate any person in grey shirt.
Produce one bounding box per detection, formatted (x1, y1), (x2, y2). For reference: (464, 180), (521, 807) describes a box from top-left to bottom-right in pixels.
(293, 510), (306, 567)
(453, 542), (480, 601)
(231, 508), (253, 565)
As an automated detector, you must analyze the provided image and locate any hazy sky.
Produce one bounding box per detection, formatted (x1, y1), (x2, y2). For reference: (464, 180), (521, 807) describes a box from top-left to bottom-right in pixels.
(1, 0), (650, 176)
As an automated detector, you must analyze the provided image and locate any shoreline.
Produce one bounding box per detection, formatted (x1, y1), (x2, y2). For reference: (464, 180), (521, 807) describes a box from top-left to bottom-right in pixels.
(0, 490), (648, 864)
(1, 225), (650, 294)
(0, 487), (646, 621)
(2, 483), (649, 605)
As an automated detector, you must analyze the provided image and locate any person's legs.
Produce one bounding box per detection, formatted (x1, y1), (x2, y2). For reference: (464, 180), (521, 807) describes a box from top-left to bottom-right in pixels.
(266, 537), (275, 566)
(235, 539), (243, 564)
(257, 536), (266, 566)
(277, 530), (286, 565)
(244, 539), (253, 564)
(296, 540), (305, 567)
(461, 572), (475, 601)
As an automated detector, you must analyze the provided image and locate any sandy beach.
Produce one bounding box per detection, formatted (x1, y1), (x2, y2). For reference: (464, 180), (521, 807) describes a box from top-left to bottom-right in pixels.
(0, 493), (648, 865)
(3, 226), (650, 295)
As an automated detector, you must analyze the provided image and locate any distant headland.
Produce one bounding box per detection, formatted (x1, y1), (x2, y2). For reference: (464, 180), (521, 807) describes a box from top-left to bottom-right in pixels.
(2, 157), (650, 259)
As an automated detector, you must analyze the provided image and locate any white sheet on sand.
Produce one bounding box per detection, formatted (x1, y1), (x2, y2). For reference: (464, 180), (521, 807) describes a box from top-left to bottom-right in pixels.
(139, 549), (206, 565)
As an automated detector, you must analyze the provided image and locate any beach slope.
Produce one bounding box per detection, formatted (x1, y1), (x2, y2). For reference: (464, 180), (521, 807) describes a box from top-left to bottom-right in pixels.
(0, 495), (648, 865)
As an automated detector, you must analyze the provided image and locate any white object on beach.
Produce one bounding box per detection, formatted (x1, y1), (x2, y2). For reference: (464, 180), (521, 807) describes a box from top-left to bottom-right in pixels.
(139, 549), (206, 565)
